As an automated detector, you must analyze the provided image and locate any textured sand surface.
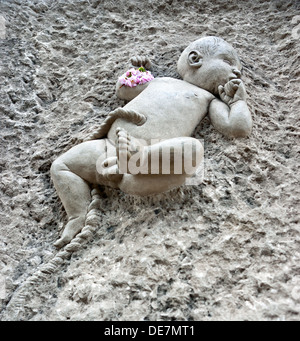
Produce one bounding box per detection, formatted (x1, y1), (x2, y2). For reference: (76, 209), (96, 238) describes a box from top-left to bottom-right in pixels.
(0, 0), (300, 321)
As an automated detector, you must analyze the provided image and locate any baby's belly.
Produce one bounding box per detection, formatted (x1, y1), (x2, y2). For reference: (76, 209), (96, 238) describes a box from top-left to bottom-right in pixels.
(107, 102), (207, 143)
(107, 78), (210, 143)
(108, 116), (189, 143)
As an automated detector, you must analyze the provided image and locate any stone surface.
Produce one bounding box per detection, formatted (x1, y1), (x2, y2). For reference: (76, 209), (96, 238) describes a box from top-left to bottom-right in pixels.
(0, 0), (300, 321)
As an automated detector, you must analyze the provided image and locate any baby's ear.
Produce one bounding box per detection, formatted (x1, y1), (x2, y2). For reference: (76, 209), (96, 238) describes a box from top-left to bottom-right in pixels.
(188, 50), (203, 68)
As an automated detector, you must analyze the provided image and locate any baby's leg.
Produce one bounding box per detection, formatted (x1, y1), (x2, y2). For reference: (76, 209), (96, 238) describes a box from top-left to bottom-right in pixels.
(116, 127), (203, 176)
(50, 139), (119, 248)
(102, 128), (203, 196)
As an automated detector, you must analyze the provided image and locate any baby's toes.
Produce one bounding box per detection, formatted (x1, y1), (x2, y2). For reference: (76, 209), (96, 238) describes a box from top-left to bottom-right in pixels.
(103, 164), (120, 179)
(116, 127), (129, 138)
(102, 156), (118, 168)
(116, 128), (131, 149)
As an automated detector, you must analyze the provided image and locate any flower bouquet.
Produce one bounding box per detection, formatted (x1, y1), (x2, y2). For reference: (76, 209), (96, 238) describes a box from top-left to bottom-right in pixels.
(119, 67), (154, 88)
(116, 66), (154, 101)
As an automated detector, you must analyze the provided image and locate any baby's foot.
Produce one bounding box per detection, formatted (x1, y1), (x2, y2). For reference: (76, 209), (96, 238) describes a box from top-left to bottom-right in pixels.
(54, 216), (86, 249)
(101, 156), (123, 183)
(116, 127), (138, 159)
(115, 127), (146, 173)
(102, 128), (147, 177)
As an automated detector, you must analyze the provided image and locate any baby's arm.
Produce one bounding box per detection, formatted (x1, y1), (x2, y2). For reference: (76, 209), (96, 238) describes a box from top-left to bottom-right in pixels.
(116, 56), (152, 101)
(208, 79), (252, 138)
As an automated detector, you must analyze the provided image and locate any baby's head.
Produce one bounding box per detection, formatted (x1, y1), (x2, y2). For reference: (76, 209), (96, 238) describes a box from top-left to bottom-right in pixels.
(177, 36), (242, 95)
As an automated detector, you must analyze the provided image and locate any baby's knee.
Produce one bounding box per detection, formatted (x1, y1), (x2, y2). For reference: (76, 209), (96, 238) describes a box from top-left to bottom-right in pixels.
(187, 138), (203, 164)
(50, 157), (69, 177)
(177, 138), (203, 174)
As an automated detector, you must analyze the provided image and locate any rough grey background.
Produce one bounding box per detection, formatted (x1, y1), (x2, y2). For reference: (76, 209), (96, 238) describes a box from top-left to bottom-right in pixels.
(0, 0), (299, 321)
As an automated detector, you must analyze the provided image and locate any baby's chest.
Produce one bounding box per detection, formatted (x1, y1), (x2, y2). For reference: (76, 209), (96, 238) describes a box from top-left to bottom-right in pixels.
(150, 90), (208, 121)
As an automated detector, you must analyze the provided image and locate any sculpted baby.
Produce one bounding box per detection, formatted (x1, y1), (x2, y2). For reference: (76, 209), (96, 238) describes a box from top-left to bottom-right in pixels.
(51, 36), (252, 248)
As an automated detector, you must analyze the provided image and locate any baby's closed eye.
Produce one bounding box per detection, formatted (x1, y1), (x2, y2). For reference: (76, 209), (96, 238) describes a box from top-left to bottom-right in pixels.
(223, 58), (233, 66)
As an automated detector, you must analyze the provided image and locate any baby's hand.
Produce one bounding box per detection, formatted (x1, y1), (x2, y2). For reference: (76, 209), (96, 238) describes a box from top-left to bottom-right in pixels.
(218, 79), (247, 106)
(130, 55), (152, 69)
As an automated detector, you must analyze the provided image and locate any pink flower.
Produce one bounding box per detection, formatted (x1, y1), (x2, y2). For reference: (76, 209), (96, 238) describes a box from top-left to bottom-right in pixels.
(119, 67), (154, 88)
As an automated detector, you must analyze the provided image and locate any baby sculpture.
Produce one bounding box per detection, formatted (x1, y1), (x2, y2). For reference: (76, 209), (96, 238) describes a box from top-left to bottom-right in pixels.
(50, 36), (252, 248)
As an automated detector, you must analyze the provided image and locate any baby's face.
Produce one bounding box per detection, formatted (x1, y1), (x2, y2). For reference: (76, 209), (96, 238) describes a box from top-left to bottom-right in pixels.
(192, 50), (242, 95)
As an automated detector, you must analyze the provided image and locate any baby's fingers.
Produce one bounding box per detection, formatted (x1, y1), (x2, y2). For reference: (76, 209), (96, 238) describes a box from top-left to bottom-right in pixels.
(230, 79), (242, 91)
(131, 55), (151, 68)
(219, 85), (232, 104)
(224, 82), (236, 97)
(230, 79), (242, 85)
(218, 85), (225, 96)
(219, 85), (228, 101)
(141, 56), (151, 68)
(131, 55), (142, 66)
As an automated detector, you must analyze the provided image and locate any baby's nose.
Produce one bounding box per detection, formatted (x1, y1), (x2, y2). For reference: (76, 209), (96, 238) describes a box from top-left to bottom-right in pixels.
(233, 68), (241, 78)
